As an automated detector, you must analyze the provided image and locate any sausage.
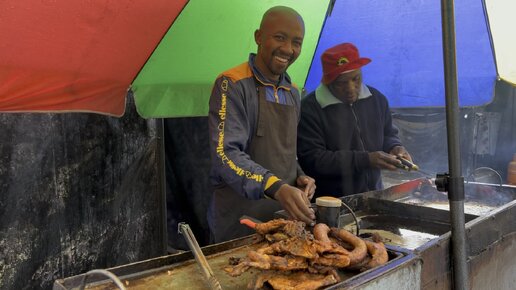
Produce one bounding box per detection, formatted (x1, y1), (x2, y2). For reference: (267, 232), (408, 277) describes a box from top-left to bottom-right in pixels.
(330, 228), (367, 266)
(313, 223), (332, 243)
(362, 240), (388, 270)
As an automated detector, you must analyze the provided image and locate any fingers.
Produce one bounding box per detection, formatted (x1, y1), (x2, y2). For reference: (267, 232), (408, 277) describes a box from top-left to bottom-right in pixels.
(306, 190), (315, 201)
(299, 189), (310, 207)
(297, 176), (316, 201)
(285, 200), (315, 226)
(403, 153), (413, 163)
(383, 153), (402, 170)
(391, 146), (413, 163)
(276, 185), (315, 226)
(289, 190), (315, 223)
(303, 181), (316, 202)
(370, 151), (399, 170)
(383, 158), (400, 170)
(371, 150), (415, 171)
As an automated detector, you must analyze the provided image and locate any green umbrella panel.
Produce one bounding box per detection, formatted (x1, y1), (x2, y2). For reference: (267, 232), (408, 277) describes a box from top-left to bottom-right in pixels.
(132, 0), (330, 118)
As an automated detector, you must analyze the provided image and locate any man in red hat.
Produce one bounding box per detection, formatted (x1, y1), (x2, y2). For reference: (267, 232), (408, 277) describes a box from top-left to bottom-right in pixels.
(297, 43), (413, 197)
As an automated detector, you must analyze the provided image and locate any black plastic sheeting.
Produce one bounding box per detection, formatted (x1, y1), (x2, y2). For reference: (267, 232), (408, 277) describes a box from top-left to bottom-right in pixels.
(0, 94), (164, 290)
(481, 80), (516, 180)
(164, 117), (211, 249)
(391, 80), (516, 182)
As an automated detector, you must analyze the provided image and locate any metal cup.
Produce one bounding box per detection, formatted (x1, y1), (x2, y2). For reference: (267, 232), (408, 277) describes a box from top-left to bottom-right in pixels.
(315, 196), (342, 228)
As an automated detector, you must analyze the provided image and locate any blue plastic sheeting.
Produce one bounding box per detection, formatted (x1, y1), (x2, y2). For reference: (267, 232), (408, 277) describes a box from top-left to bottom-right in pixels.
(305, 0), (496, 107)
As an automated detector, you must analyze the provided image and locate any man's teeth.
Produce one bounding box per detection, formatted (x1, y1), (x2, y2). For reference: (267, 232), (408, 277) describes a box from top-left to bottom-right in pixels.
(275, 56), (289, 63)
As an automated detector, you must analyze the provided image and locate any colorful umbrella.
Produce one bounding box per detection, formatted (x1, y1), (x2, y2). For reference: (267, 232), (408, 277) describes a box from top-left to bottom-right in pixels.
(1, 0), (514, 117)
(131, 0), (330, 118)
(305, 0), (497, 107)
(0, 0), (188, 116)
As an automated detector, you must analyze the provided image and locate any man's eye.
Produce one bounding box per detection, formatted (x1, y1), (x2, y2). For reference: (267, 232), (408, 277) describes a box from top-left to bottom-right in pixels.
(275, 35), (285, 41)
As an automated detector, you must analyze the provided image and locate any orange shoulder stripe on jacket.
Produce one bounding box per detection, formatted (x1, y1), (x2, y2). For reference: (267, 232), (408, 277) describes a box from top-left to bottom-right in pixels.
(217, 62), (253, 82)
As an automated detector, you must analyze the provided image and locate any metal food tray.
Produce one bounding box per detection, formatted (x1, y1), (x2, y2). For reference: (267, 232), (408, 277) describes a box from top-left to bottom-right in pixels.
(53, 235), (416, 290)
(341, 198), (477, 250)
(366, 178), (516, 216)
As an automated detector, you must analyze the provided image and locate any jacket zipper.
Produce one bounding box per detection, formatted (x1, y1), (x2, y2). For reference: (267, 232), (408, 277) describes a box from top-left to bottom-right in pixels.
(350, 103), (370, 190)
(350, 103), (366, 151)
(255, 78), (291, 104)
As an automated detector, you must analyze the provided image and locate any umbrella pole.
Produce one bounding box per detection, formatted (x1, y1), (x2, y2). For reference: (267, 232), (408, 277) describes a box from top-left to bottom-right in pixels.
(157, 118), (168, 255)
(439, 0), (469, 289)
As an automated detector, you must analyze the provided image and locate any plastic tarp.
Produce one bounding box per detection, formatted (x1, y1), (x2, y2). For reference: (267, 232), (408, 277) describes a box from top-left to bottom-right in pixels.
(0, 0), (188, 116)
(132, 0), (330, 118)
(486, 0), (516, 85)
(305, 0), (497, 107)
(0, 95), (165, 290)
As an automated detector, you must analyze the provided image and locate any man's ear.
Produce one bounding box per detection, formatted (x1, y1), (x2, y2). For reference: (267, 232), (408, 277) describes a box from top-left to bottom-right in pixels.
(254, 29), (261, 45)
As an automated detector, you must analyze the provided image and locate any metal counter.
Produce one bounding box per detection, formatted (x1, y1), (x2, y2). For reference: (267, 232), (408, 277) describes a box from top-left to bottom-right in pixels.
(347, 179), (516, 290)
(53, 236), (419, 290)
(54, 179), (516, 289)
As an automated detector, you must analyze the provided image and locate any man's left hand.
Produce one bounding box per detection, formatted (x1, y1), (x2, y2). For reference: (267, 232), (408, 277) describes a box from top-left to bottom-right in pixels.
(296, 175), (316, 202)
(390, 146), (413, 162)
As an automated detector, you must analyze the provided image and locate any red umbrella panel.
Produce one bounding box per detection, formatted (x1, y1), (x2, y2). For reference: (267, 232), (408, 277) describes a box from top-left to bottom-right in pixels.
(0, 0), (188, 116)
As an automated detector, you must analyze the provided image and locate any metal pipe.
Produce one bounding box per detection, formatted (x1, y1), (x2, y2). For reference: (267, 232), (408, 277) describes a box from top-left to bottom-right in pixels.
(157, 118), (168, 255)
(440, 0), (469, 289)
(78, 269), (126, 290)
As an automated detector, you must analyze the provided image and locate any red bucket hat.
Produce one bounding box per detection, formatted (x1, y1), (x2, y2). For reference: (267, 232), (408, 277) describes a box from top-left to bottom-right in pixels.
(321, 43), (371, 85)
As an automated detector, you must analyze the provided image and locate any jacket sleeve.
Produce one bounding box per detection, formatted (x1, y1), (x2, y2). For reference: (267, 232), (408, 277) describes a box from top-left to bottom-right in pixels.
(208, 76), (274, 200)
(297, 98), (369, 178)
(379, 92), (403, 152)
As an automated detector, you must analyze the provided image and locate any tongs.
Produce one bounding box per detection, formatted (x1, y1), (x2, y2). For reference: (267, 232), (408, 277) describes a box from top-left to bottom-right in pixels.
(395, 156), (435, 180)
(178, 223), (222, 290)
(395, 156), (420, 171)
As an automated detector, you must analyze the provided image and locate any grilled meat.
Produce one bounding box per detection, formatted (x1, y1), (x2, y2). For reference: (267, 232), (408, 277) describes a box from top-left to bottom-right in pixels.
(250, 270), (339, 290)
(227, 219), (390, 288)
(330, 227), (367, 266)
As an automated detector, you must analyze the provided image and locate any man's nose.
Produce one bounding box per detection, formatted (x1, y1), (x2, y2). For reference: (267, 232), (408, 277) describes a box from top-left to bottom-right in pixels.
(343, 81), (355, 90)
(280, 41), (294, 55)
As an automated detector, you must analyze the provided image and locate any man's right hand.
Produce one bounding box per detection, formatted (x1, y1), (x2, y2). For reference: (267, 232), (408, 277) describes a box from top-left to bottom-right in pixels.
(368, 151), (401, 170)
(274, 184), (315, 226)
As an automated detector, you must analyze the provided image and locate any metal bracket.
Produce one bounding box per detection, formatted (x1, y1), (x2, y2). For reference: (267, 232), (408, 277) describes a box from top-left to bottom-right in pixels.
(435, 173), (450, 192)
(435, 173), (465, 201)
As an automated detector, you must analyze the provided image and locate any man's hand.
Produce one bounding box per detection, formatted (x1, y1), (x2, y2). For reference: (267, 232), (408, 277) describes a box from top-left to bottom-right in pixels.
(390, 146), (413, 162)
(296, 175), (316, 201)
(368, 151), (401, 170)
(274, 184), (316, 226)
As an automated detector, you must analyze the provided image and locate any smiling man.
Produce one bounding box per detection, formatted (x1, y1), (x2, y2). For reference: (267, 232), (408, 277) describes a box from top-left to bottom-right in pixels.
(207, 6), (316, 243)
(253, 7), (304, 81)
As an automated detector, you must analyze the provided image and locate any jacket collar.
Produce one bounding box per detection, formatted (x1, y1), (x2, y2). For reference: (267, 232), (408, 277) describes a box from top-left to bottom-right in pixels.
(249, 54), (292, 88)
(315, 83), (372, 108)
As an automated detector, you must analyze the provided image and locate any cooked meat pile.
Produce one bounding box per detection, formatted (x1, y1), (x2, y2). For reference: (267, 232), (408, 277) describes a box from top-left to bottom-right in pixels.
(225, 219), (388, 290)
